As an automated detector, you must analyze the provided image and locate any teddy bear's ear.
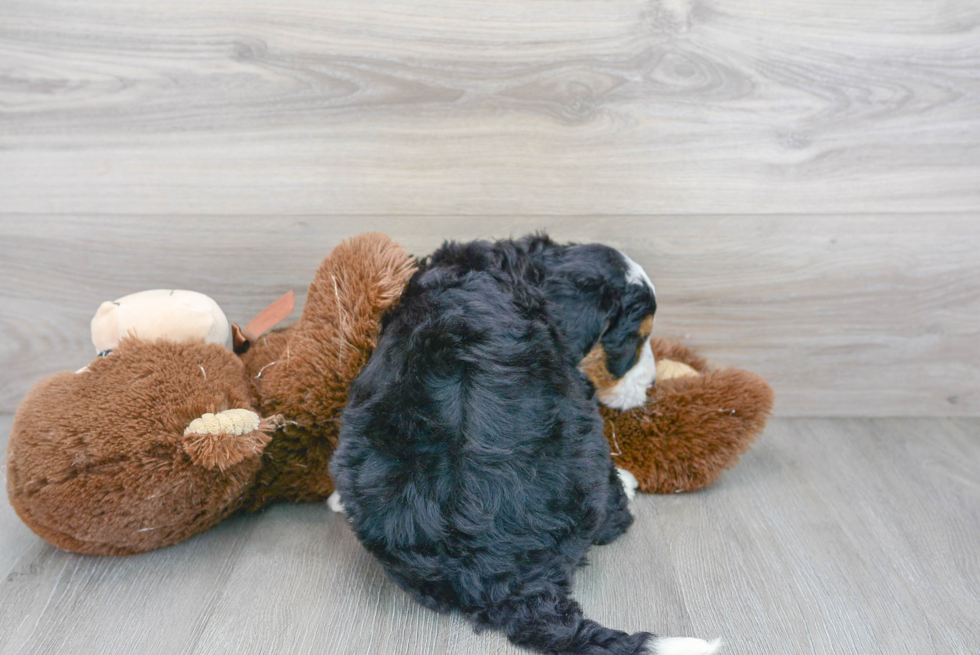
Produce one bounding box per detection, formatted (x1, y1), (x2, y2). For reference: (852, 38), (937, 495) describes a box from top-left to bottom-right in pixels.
(181, 410), (276, 471)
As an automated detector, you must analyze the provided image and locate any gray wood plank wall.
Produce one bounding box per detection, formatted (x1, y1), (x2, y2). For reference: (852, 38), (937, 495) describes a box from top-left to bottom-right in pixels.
(1, 0), (979, 418)
(2, 0), (978, 216)
(2, 217), (978, 417)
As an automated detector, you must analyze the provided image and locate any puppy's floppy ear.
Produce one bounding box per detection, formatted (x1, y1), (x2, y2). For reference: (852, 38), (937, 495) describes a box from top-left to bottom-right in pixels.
(600, 285), (656, 378)
(543, 270), (617, 361)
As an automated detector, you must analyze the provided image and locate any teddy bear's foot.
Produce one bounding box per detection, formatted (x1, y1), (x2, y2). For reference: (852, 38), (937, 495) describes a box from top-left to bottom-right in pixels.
(182, 409), (273, 471)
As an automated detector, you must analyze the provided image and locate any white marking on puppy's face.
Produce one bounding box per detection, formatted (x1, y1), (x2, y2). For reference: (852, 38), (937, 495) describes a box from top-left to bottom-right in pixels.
(647, 637), (723, 655)
(598, 333), (656, 410)
(619, 251), (656, 295)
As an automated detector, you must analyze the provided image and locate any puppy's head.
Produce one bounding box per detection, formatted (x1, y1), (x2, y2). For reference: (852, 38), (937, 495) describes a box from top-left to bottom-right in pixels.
(542, 244), (657, 410)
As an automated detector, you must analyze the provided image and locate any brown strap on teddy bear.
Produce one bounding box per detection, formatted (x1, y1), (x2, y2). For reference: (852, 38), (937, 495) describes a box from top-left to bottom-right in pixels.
(232, 290), (295, 354)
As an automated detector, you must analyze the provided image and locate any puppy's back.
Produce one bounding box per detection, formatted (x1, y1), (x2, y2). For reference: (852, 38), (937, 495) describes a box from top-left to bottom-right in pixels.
(331, 238), (720, 655)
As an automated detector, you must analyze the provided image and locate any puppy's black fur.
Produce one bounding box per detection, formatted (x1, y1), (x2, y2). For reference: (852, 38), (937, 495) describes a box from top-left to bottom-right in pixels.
(331, 235), (657, 655)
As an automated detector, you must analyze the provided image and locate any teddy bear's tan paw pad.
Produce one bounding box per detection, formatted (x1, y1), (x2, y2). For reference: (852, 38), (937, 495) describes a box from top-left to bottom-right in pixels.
(182, 409), (271, 470)
(184, 409), (261, 436)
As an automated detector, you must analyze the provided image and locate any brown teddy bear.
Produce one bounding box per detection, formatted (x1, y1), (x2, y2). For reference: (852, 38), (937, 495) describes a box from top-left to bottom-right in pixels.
(5, 232), (415, 555)
(6, 233), (772, 556)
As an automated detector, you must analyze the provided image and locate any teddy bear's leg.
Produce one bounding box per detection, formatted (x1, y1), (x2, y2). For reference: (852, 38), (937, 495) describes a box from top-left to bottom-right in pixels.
(603, 365), (774, 494)
(593, 461), (636, 546)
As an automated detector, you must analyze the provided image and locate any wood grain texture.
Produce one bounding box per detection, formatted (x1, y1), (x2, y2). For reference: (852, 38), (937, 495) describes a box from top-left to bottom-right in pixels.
(1, 0), (978, 215)
(3, 418), (979, 654)
(2, 2), (978, 650)
(1, 215), (977, 417)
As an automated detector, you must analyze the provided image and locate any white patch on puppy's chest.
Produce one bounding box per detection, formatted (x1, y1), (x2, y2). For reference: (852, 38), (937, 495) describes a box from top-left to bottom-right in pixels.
(598, 334), (656, 410)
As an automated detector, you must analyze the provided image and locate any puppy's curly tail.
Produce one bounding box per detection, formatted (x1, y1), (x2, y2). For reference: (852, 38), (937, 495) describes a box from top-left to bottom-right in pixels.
(474, 592), (721, 655)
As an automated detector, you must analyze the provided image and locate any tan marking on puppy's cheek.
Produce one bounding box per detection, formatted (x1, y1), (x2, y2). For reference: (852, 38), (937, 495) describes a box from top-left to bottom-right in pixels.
(638, 315), (655, 340)
(579, 343), (617, 395)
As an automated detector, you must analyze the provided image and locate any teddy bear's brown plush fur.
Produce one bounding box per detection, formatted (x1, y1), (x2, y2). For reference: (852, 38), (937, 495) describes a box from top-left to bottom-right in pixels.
(237, 234), (416, 510)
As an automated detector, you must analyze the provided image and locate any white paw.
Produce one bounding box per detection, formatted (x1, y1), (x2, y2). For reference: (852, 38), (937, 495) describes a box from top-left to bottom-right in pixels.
(648, 637), (722, 655)
(327, 491), (345, 514)
(617, 467), (639, 501)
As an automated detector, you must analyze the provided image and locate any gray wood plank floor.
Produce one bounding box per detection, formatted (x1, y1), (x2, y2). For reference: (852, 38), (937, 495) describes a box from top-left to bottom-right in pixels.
(3, 416), (978, 654)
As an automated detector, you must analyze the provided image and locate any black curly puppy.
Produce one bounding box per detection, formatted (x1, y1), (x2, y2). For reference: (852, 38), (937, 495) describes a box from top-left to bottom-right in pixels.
(330, 235), (719, 655)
